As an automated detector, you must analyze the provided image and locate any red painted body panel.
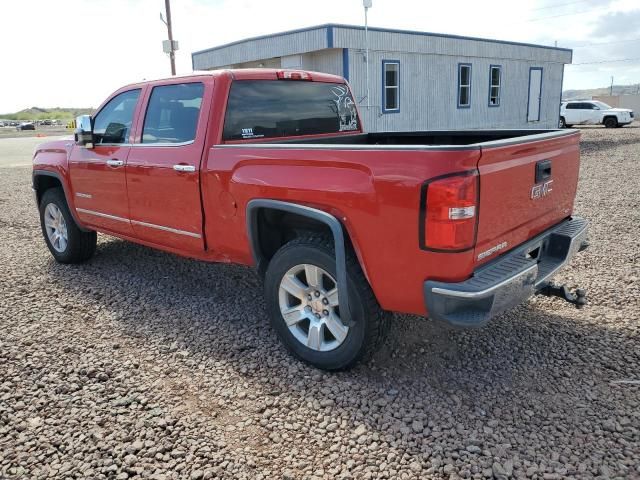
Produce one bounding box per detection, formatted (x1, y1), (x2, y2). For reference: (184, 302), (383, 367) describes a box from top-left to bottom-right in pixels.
(125, 77), (214, 252)
(69, 144), (134, 235)
(32, 69), (582, 318)
(474, 134), (580, 265)
(202, 146), (481, 314)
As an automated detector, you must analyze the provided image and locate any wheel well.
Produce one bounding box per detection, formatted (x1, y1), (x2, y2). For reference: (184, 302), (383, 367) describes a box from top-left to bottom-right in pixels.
(254, 208), (333, 274)
(603, 115), (618, 124)
(33, 174), (63, 206)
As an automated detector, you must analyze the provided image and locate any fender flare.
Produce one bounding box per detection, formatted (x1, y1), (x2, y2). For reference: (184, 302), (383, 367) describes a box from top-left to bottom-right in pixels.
(32, 170), (90, 232)
(246, 199), (353, 326)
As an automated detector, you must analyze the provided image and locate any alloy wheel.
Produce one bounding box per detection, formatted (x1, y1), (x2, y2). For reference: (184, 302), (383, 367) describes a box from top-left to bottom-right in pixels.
(44, 203), (68, 253)
(278, 263), (349, 352)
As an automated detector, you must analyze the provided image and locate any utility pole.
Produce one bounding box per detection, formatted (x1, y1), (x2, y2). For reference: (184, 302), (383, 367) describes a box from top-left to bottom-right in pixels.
(610, 76), (614, 96)
(162, 0), (176, 76)
(363, 0), (372, 110)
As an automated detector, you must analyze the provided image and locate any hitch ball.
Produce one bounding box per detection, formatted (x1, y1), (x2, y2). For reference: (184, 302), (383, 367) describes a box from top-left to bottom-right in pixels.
(538, 283), (587, 309)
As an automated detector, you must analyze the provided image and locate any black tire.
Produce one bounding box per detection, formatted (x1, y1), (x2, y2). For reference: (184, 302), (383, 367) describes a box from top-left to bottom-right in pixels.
(604, 117), (618, 128)
(264, 234), (389, 371)
(559, 117), (567, 128)
(39, 188), (96, 264)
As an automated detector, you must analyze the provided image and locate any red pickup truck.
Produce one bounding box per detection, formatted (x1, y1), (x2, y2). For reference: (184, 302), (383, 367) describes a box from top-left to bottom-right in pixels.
(33, 69), (588, 370)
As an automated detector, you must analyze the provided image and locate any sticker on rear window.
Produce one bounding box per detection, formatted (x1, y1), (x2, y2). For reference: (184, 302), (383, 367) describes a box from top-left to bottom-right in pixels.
(241, 127), (264, 139)
(331, 86), (358, 132)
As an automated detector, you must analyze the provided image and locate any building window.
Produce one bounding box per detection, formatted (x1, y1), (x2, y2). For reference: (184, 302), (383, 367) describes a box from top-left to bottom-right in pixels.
(382, 60), (400, 113)
(489, 65), (501, 107)
(458, 63), (472, 108)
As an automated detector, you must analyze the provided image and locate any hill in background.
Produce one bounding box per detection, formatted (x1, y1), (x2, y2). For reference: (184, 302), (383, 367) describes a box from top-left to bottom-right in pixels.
(563, 84), (640, 100)
(0, 107), (94, 121)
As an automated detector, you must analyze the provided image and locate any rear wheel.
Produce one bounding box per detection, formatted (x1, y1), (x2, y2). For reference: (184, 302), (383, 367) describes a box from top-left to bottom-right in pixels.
(39, 188), (96, 264)
(604, 117), (618, 128)
(264, 235), (389, 370)
(559, 117), (567, 128)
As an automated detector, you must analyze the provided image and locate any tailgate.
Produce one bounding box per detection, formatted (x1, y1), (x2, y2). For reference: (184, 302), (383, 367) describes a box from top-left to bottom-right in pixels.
(474, 131), (581, 264)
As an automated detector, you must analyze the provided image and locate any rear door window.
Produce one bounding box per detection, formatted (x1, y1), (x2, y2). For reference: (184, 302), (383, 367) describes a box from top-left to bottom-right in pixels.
(222, 80), (359, 141)
(142, 82), (204, 144)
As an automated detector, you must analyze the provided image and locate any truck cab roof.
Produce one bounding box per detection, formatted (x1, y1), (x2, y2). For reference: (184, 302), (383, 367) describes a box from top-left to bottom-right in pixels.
(121, 68), (347, 90)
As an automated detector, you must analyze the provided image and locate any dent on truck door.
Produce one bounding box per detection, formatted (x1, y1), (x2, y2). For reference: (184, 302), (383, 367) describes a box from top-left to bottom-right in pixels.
(69, 88), (142, 235)
(125, 81), (207, 252)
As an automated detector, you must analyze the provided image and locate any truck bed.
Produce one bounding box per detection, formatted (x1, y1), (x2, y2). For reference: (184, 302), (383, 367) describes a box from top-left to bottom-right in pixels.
(263, 129), (572, 147)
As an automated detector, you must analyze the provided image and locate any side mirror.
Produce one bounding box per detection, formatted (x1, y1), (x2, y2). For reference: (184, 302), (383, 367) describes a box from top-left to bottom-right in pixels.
(74, 115), (94, 148)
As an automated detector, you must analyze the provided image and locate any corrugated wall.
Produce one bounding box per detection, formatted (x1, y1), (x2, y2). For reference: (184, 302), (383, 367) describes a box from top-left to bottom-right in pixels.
(349, 50), (564, 131)
(192, 27), (327, 70)
(332, 27), (571, 64)
(301, 50), (343, 74)
(192, 25), (570, 131)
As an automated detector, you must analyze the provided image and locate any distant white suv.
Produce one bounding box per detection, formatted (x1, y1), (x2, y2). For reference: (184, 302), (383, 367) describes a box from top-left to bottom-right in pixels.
(560, 101), (634, 128)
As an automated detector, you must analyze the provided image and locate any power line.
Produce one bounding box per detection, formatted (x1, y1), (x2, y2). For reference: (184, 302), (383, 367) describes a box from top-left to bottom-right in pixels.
(530, 0), (596, 11)
(567, 37), (640, 48)
(526, 7), (607, 22)
(570, 57), (640, 65)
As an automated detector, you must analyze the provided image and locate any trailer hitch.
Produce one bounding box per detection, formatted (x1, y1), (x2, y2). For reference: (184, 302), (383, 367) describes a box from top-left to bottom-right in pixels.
(537, 283), (587, 309)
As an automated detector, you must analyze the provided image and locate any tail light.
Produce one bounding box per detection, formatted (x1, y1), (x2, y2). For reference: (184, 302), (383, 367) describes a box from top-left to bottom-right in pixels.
(277, 70), (312, 81)
(420, 172), (479, 251)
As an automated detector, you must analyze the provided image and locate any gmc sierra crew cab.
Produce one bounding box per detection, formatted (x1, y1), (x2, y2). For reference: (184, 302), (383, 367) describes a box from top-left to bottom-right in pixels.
(33, 69), (589, 370)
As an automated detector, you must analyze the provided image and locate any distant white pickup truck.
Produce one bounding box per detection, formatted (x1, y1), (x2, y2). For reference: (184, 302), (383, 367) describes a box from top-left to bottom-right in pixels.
(560, 100), (634, 128)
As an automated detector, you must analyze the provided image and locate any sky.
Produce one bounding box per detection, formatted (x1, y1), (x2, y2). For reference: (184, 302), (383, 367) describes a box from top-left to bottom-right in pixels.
(1, 0), (639, 112)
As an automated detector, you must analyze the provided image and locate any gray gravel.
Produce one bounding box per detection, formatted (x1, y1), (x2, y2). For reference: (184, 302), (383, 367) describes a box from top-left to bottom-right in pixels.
(1, 125), (639, 479)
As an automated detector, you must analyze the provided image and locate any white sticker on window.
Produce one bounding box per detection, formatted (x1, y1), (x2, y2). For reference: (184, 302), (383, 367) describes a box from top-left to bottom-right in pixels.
(331, 86), (358, 131)
(241, 127), (264, 139)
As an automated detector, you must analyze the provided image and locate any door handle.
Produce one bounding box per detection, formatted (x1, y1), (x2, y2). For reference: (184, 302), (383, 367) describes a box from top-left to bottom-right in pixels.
(535, 159), (552, 183)
(173, 164), (196, 173)
(106, 159), (124, 167)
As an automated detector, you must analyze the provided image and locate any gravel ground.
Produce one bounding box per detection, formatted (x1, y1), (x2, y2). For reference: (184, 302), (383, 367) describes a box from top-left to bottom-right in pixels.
(1, 126), (639, 479)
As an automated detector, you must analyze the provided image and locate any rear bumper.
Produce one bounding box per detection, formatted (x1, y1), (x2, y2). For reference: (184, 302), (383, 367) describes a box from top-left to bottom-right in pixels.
(424, 217), (588, 327)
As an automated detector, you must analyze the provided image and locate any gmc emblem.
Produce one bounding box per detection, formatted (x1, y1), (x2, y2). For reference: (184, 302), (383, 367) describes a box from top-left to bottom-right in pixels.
(531, 179), (553, 199)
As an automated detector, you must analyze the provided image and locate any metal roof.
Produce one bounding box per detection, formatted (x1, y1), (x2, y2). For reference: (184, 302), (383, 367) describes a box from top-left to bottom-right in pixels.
(192, 23), (573, 57)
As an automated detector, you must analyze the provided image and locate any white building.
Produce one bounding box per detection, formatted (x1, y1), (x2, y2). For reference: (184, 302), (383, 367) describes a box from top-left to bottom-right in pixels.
(192, 24), (572, 131)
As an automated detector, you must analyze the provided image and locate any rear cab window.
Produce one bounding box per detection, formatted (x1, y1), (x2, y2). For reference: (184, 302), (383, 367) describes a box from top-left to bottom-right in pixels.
(222, 80), (359, 141)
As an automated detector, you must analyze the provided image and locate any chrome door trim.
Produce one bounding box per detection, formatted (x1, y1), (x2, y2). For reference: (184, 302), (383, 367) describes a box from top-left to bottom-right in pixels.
(173, 164), (196, 172)
(76, 209), (201, 238)
(93, 143), (133, 147)
(76, 208), (129, 223)
(130, 219), (202, 238)
(130, 140), (195, 147)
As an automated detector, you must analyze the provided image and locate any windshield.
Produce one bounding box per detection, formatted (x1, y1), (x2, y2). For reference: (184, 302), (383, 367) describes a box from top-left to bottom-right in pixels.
(592, 101), (612, 110)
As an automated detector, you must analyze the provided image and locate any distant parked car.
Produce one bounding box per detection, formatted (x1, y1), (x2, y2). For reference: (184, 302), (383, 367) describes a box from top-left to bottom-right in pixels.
(0, 122), (5, 127)
(16, 122), (36, 131)
(560, 101), (634, 128)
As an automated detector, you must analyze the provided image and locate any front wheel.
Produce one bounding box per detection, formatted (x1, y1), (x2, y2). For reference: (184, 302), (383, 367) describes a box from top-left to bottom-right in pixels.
(604, 117), (618, 128)
(264, 235), (389, 370)
(39, 188), (97, 264)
